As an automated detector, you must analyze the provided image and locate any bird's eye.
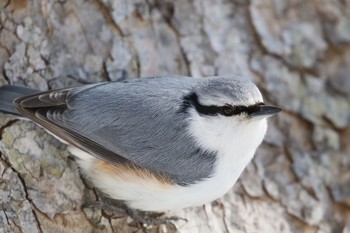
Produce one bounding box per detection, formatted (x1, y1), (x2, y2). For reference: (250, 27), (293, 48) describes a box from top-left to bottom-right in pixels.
(221, 105), (235, 116)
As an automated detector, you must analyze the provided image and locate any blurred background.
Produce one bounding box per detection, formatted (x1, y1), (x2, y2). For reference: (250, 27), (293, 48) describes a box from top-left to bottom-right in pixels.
(0, 0), (350, 232)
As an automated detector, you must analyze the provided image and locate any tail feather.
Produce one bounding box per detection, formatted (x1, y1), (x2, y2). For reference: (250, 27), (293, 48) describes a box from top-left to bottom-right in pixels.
(0, 85), (39, 115)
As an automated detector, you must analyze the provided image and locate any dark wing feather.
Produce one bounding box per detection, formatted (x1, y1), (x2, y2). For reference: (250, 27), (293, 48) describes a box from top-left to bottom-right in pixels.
(14, 87), (130, 165)
(20, 89), (71, 107)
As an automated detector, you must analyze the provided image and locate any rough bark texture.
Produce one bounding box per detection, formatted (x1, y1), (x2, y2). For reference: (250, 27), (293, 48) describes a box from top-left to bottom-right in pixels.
(0, 0), (350, 232)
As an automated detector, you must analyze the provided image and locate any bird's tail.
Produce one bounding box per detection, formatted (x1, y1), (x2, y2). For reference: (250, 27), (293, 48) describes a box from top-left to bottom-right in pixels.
(0, 85), (39, 116)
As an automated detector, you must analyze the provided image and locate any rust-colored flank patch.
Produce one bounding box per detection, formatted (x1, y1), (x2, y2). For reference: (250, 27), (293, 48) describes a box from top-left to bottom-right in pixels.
(96, 161), (174, 188)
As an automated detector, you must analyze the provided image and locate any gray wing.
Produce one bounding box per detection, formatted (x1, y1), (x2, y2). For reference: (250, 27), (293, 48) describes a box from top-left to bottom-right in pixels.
(15, 77), (216, 184)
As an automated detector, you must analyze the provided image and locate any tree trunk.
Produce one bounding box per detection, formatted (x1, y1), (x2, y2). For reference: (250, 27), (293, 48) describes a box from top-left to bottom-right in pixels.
(1, 0), (350, 232)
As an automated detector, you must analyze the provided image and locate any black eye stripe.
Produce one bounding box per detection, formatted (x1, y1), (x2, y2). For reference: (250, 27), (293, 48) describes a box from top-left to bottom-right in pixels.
(178, 92), (220, 115)
(179, 92), (264, 117)
(233, 106), (247, 114)
(231, 103), (264, 115)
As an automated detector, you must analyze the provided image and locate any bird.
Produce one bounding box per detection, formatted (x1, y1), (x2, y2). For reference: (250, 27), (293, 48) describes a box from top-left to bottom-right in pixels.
(0, 75), (281, 221)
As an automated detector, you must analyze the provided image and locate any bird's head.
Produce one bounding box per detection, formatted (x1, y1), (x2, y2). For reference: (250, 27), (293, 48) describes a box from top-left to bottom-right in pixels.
(181, 76), (282, 153)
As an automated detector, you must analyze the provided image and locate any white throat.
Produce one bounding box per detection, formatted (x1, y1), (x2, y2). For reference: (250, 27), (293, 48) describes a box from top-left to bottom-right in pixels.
(183, 111), (268, 203)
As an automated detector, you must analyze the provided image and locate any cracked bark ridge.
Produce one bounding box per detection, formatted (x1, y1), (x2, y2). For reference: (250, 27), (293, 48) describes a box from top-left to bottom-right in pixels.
(1, 0), (350, 232)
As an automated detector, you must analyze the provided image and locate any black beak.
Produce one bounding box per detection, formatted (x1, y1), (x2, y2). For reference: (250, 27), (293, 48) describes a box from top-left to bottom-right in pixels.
(249, 105), (282, 118)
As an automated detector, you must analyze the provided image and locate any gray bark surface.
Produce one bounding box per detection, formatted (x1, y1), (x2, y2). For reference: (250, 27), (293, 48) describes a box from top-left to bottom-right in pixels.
(0, 0), (350, 232)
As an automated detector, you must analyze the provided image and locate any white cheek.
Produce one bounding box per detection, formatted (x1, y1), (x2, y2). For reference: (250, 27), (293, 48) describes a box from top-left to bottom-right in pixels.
(187, 110), (267, 152)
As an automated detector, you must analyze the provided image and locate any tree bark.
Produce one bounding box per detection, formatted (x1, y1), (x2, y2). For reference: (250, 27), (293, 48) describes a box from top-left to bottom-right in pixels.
(1, 0), (350, 232)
